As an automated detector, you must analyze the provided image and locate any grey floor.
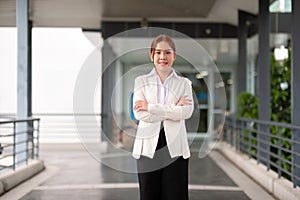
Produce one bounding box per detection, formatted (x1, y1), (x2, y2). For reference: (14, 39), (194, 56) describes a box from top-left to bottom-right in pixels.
(10, 140), (273, 200)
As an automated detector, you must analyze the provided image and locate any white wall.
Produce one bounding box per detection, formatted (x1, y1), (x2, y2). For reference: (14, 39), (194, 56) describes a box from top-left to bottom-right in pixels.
(0, 28), (17, 114)
(0, 27), (102, 143)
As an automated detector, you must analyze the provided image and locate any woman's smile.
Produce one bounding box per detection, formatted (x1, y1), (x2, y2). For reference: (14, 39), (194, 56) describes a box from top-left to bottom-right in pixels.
(158, 61), (169, 66)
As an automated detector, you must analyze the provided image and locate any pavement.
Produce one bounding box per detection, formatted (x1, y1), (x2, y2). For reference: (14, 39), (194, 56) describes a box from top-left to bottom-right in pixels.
(0, 140), (276, 200)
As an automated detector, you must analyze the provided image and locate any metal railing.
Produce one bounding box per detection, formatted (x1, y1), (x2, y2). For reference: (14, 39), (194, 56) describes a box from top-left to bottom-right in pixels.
(32, 113), (101, 143)
(0, 118), (40, 172)
(223, 116), (300, 187)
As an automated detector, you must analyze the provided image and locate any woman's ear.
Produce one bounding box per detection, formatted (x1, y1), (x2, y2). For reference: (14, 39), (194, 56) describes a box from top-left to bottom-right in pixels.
(149, 53), (153, 62)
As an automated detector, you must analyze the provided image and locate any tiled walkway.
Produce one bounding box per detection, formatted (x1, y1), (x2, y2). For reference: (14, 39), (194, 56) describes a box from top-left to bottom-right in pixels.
(1, 141), (275, 200)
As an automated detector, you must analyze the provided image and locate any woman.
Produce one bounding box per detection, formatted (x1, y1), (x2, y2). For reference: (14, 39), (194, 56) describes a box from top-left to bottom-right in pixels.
(133, 34), (194, 200)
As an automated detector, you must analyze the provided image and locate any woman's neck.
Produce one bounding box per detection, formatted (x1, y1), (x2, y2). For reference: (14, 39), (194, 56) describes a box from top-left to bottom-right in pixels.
(155, 67), (172, 83)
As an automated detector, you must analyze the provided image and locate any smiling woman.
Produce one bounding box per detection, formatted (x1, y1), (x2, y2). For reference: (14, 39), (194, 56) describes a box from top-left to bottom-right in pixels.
(133, 34), (194, 200)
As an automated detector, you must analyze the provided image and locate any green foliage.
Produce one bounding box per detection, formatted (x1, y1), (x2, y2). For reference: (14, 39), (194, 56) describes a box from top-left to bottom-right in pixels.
(270, 49), (292, 179)
(236, 48), (292, 180)
(270, 49), (291, 123)
(237, 92), (258, 119)
(237, 92), (258, 157)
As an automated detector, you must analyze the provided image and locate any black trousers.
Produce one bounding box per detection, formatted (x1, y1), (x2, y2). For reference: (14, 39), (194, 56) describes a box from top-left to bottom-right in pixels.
(137, 128), (189, 200)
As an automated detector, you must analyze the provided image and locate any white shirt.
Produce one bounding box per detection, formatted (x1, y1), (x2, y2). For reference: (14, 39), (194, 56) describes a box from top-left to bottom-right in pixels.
(153, 69), (174, 105)
(150, 68), (178, 105)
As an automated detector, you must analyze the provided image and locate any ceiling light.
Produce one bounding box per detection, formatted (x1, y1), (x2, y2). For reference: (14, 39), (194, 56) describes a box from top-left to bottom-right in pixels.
(196, 71), (209, 79)
(215, 82), (225, 88)
(227, 79), (233, 85)
(274, 45), (288, 61)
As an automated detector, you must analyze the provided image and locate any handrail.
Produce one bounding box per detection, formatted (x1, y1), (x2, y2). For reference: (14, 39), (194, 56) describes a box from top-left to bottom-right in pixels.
(0, 117), (40, 172)
(0, 117), (40, 124)
(223, 116), (300, 187)
(34, 113), (101, 116)
(238, 117), (300, 130)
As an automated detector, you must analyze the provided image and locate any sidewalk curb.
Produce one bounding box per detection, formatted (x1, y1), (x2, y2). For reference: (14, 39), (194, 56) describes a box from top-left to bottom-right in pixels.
(218, 142), (300, 200)
(0, 160), (45, 195)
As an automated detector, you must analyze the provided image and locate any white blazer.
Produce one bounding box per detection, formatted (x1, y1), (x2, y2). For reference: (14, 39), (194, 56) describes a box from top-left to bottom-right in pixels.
(132, 69), (194, 159)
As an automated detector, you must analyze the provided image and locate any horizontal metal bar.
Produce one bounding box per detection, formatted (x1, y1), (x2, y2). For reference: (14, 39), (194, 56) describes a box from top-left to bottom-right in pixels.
(224, 116), (300, 187)
(0, 134), (15, 137)
(0, 118), (40, 125)
(235, 117), (300, 130)
(239, 137), (300, 157)
(33, 113), (101, 116)
(0, 154), (15, 159)
(14, 149), (29, 155)
(0, 164), (13, 168)
(269, 152), (291, 164)
(0, 143), (14, 148)
(269, 160), (293, 176)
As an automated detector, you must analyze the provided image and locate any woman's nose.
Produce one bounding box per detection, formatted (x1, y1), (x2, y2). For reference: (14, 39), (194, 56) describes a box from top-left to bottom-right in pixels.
(160, 52), (166, 59)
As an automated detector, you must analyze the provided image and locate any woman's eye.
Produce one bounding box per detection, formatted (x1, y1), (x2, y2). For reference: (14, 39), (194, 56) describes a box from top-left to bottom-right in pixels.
(155, 52), (161, 55)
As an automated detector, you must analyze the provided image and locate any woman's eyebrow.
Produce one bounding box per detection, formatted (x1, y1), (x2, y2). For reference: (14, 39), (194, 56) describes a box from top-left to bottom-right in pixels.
(155, 49), (173, 51)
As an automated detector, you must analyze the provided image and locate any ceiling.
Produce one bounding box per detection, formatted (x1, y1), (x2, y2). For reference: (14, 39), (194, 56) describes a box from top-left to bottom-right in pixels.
(1, 0), (286, 69)
(0, 0), (258, 28)
(107, 37), (239, 69)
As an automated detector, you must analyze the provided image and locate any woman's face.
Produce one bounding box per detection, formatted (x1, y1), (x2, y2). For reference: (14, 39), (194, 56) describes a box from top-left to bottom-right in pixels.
(151, 41), (176, 73)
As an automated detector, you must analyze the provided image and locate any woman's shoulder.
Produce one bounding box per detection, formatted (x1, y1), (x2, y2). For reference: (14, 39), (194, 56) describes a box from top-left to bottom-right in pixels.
(134, 74), (147, 82)
(176, 75), (192, 85)
(134, 71), (155, 82)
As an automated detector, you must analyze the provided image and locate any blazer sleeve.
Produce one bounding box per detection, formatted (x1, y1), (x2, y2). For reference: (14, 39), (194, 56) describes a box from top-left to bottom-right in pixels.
(148, 79), (194, 121)
(133, 76), (167, 123)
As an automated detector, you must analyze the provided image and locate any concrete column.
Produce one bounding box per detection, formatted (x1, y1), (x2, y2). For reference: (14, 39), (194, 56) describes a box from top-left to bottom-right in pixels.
(291, 0), (300, 187)
(238, 10), (247, 94)
(101, 42), (116, 143)
(16, 0), (31, 166)
(257, 0), (270, 167)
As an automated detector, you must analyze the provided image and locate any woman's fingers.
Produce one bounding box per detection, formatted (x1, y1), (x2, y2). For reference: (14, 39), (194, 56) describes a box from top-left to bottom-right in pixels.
(134, 100), (148, 111)
(176, 96), (192, 106)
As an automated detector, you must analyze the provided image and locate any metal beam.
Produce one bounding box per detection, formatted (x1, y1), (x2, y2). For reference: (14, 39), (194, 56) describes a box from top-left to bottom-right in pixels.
(270, 13), (291, 33)
(101, 21), (238, 39)
(291, 0), (300, 187)
(237, 10), (247, 94)
(16, 0), (31, 166)
(257, 0), (270, 167)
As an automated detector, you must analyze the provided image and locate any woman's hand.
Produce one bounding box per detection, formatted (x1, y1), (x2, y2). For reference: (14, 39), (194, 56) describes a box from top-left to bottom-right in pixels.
(134, 100), (148, 111)
(176, 96), (192, 106)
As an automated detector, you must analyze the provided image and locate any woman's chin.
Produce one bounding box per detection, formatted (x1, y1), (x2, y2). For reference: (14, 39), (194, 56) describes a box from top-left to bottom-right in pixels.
(157, 65), (172, 73)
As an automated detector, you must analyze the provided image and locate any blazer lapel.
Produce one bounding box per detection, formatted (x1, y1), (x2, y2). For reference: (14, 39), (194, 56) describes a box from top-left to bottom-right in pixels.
(167, 78), (180, 104)
(146, 76), (158, 104)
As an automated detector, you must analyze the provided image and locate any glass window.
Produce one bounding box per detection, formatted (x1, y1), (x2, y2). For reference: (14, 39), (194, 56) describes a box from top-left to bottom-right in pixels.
(269, 0), (291, 13)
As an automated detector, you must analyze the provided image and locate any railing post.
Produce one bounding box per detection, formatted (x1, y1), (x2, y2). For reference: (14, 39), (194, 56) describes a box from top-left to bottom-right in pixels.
(233, 117), (237, 150)
(31, 120), (34, 159)
(248, 121), (252, 158)
(236, 119), (240, 152)
(278, 127), (282, 178)
(36, 119), (40, 159)
(13, 122), (16, 170)
(292, 129), (300, 187)
(229, 118), (235, 148)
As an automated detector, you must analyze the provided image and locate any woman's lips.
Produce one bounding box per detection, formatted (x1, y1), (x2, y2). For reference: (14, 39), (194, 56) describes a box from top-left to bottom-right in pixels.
(158, 62), (168, 66)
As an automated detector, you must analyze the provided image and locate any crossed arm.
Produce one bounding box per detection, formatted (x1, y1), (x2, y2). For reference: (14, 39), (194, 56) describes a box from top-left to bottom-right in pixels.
(133, 77), (194, 123)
